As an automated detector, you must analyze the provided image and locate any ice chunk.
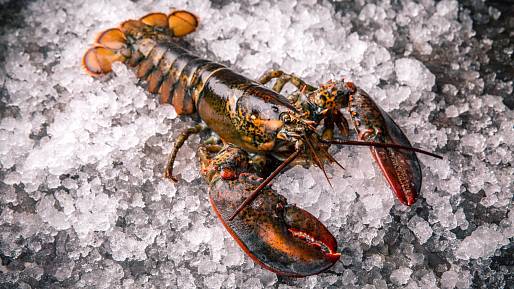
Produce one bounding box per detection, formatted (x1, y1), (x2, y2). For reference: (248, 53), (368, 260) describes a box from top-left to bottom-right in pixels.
(395, 58), (436, 91)
(72, 183), (119, 241)
(390, 267), (412, 285)
(36, 195), (71, 230)
(441, 269), (473, 289)
(408, 216), (433, 244)
(242, 278), (263, 289)
(210, 39), (241, 64)
(440, 270), (459, 289)
(455, 224), (509, 260)
(203, 274), (226, 289)
(461, 133), (486, 153)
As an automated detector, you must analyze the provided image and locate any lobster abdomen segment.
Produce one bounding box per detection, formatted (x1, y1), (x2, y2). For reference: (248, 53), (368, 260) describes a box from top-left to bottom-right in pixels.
(131, 41), (214, 115)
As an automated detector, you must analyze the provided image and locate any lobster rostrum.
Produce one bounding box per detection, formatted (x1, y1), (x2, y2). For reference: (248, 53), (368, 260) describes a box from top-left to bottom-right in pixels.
(83, 10), (442, 276)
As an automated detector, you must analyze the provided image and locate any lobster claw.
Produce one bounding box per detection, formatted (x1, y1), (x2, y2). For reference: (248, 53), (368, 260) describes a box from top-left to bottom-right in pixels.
(367, 108), (422, 205)
(201, 146), (340, 276)
(349, 88), (422, 206)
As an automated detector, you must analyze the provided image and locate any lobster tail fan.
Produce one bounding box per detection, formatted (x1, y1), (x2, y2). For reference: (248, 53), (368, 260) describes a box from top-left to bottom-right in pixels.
(168, 10), (198, 37)
(139, 12), (168, 28)
(82, 46), (125, 76)
(83, 27), (128, 77)
(95, 28), (127, 50)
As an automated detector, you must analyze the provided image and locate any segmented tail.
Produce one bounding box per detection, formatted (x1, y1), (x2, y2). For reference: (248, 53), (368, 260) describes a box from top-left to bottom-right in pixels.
(82, 10), (198, 77)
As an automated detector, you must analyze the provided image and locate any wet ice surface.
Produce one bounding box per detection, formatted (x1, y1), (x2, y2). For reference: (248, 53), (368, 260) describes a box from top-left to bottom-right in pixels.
(0, 0), (513, 288)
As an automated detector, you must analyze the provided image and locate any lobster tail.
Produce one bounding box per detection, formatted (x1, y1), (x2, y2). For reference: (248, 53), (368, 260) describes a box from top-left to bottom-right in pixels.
(82, 10), (206, 115)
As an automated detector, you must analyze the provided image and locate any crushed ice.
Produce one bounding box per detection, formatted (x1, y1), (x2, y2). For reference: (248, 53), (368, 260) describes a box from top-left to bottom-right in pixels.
(0, 0), (512, 288)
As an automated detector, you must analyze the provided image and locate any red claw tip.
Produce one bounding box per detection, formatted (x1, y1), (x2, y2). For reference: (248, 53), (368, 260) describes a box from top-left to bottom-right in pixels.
(326, 252), (342, 263)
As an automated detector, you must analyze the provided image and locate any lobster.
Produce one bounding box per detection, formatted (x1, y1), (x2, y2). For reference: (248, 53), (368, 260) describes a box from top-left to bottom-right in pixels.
(82, 10), (442, 276)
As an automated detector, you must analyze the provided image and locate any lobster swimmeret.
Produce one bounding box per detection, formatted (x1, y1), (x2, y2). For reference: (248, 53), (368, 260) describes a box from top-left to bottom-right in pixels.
(83, 10), (442, 276)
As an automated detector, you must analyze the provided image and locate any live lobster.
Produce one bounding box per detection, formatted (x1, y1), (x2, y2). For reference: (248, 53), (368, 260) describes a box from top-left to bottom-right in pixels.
(82, 10), (441, 276)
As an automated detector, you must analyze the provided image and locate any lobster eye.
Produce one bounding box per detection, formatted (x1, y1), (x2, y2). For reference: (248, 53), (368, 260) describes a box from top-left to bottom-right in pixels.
(280, 113), (292, 124)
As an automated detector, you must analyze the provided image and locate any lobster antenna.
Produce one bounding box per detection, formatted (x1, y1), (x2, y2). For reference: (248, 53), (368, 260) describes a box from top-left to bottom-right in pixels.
(228, 139), (442, 221)
(228, 149), (301, 221)
(321, 146), (345, 170)
(305, 137), (333, 189)
(325, 140), (443, 159)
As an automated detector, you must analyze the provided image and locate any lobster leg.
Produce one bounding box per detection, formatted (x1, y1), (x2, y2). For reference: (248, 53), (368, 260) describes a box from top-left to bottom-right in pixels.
(200, 145), (340, 276)
(321, 113), (335, 141)
(258, 69), (316, 93)
(333, 110), (350, 137)
(320, 109), (350, 140)
(164, 123), (206, 181)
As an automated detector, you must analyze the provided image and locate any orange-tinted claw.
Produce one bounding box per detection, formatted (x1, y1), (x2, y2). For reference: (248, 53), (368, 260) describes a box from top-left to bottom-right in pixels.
(202, 146), (339, 277)
(82, 46), (125, 76)
(168, 10), (198, 37)
(140, 12), (168, 28)
(95, 28), (126, 50)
